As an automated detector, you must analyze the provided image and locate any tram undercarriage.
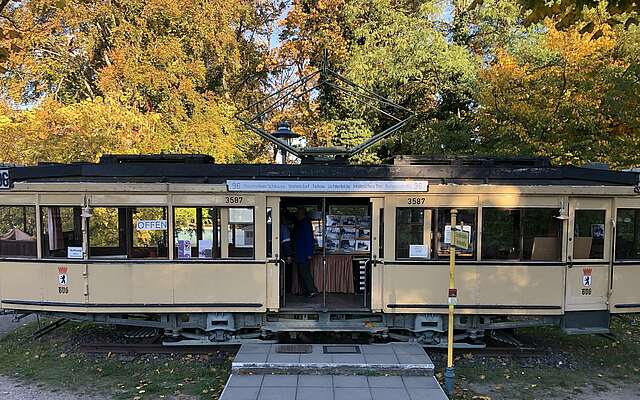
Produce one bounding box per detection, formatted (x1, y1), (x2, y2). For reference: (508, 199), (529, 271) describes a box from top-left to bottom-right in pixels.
(29, 310), (565, 347)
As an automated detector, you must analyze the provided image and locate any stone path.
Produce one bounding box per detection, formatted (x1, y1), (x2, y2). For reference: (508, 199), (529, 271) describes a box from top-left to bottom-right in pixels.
(221, 373), (447, 400)
(221, 343), (448, 400)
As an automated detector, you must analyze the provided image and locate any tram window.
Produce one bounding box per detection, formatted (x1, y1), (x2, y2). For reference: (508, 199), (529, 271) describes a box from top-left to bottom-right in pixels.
(0, 206), (36, 258)
(482, 208), (562, 261)
(173, 207), (221, 259)
(574, 209), (605, 259)
(481, 208), (520, 260)
(434, 208), (476, 259)
(228, 207), (254, 258)
(41, 206), (83, 258)
(522, 209), (562, 260)
(89, 207), (168, 259)
(396, 208), (431, 259)
(616, 209), (640, 260)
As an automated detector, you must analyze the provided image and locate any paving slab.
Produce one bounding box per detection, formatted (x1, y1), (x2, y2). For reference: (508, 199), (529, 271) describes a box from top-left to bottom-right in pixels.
(221, 343), (447, 400)
(231, 343), (435, 376)
(219, 374), (448, 400)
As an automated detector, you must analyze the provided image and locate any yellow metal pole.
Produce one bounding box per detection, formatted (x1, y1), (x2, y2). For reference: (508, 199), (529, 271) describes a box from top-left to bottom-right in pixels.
(445, 208), (457, 396)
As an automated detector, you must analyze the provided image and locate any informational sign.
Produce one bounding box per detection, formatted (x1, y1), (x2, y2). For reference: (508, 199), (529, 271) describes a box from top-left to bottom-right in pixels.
(135, 220), (167, 231)
(0, 169), (10, 190)
(67, 247), (83, 259)
(451, 229), (471, 250)
(582, 268), (593, 287)
(409, 244), (429, 258)
(448, 288), (458, 305)
(444, 225), (472, 244)
(227, 179), (428, 193)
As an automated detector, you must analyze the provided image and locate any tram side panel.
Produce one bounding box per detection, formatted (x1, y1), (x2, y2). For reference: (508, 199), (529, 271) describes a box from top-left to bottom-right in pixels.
(0, 261), (45, 311)
(382, 263), (565, 315)
(610, 263), (640, 314)
(87, 263), (174, 308)
(173, 262), (267, 311)
(3, 263), (116, 312)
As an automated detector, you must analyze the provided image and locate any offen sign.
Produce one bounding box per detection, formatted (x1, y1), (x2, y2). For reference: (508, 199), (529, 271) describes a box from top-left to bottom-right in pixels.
(136, 220), (167, 231)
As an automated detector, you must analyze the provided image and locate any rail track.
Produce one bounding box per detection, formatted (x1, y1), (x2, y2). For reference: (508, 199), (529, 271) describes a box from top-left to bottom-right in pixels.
(429, 346), (547, 358)
(79, 342), (240, 354)
(79, 341), (545, 358)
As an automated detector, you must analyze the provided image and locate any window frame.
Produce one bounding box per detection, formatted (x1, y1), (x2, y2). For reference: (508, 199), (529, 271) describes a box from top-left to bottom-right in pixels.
(171, 206), (256, 261)
(88, 206), (169, 260)
(394, 207), (478, 261)
(614, 208), (640, 261)
(226, 206), (256, 260)
(480, 207), (564, 262)
(40, 205), (84, 260)
(0, 205), (38, 259)
(173, 206), (222, 261)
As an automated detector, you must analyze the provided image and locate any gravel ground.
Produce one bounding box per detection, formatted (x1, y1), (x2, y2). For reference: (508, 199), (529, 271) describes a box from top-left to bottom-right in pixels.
(1, 314), (109, 400)
(0, 376), (109, 400)
(0, 313), (36, 337)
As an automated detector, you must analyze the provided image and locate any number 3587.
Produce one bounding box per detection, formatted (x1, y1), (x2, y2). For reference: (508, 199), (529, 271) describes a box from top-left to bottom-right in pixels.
(407, 197), (425, 205)
(225, 196), (243, 204)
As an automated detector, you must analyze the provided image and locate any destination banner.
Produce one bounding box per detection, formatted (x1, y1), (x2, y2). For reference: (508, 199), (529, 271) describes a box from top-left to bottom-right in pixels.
(226, 179), (429, 193)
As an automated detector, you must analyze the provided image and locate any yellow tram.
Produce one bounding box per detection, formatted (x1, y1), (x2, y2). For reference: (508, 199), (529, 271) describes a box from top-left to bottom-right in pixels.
(0, 155), (639, 345)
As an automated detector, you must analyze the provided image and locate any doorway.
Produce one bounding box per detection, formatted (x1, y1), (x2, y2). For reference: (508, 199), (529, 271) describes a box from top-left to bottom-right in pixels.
(279, 197), (372, 310)
(565, 197), (611, 311)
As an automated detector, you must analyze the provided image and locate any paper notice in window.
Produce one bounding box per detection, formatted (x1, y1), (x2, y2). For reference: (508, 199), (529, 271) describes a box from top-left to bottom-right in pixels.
(67, 247), (83, 259)
(198, 240), (213, 259)
(444, 225), (472, 244)
(178, 240), (191, 259)
(409, 244), (428, 258)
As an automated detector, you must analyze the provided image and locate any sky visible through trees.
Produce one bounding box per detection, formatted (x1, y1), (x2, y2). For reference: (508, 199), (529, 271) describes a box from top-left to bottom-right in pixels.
(0, 0), (638, 168)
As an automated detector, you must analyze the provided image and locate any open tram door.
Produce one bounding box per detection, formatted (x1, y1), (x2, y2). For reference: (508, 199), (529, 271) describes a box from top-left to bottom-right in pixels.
(563, 197), (613, 333)
(275, 196), (376, 311)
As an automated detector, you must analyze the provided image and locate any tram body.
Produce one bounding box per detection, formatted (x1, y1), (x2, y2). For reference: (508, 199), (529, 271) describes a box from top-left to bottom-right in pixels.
(0, 155), (639, 343)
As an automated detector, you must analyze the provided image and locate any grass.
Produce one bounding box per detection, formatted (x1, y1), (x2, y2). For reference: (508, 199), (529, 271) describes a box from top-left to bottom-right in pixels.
(438, 315), (640, 400)
(1, 315), (639, 400)
(0, 322), (231, 399)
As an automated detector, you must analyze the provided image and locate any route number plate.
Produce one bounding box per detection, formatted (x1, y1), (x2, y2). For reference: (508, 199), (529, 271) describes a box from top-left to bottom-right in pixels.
(0, 169), (10, 189)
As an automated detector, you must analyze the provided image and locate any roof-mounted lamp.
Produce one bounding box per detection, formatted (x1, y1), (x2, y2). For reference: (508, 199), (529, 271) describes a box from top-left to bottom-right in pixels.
(271, 121), (300, 164)
(556, 201), (570, 220)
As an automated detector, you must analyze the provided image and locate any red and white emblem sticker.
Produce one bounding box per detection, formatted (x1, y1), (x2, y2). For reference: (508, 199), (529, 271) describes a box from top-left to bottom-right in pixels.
(58, 266), (69, 286)
(582, 268), (592, 287)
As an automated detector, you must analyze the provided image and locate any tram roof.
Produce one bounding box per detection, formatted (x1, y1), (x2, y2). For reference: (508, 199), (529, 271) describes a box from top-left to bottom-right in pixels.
(5, 155), (639, 186)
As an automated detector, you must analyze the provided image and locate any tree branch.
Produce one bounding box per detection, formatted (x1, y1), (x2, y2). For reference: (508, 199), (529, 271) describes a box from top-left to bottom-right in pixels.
(0, 0), (11, 14)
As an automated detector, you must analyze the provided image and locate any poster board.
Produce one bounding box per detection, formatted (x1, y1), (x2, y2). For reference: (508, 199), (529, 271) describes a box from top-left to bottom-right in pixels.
(325, 214), (371, 254)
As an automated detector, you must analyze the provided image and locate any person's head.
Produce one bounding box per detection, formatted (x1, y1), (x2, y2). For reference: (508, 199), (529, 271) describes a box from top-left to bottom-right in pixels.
(296, 207), (307, 222)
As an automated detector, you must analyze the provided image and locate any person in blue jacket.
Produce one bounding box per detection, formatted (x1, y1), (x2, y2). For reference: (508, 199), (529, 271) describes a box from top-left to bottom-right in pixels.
(293, 207), (318, 298)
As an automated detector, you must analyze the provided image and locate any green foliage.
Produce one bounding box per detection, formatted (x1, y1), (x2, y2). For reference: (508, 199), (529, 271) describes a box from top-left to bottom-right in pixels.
(0, 0), (638, 167)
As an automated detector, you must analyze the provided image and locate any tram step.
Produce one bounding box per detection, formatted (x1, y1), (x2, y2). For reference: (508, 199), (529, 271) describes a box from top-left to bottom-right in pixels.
(231, 343), (435, 377)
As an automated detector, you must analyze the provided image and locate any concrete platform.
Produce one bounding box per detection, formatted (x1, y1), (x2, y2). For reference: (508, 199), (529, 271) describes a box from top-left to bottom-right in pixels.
(221, 343), (448, 400)
(232, 343), (435, 376)
(220, 373), (448, 400)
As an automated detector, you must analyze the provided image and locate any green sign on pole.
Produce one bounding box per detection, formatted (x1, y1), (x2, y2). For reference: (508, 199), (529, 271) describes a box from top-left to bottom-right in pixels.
(451, 228), (470, 250)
